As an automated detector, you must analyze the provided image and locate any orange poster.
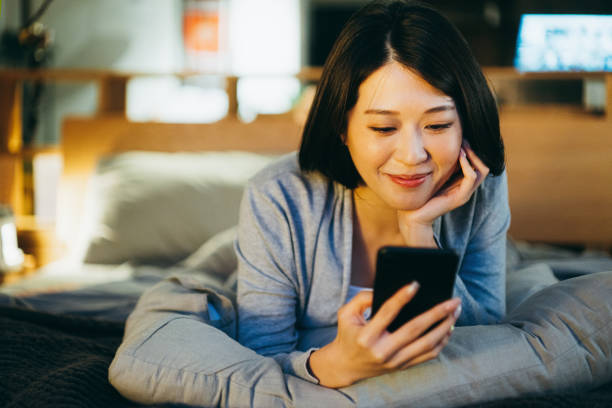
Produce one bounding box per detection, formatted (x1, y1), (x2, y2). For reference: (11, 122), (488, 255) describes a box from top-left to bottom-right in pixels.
(183, 10), (219, 53)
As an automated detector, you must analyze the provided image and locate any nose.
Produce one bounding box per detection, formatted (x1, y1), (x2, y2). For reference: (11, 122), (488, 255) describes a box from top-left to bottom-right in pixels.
(395, 126), (429, 165)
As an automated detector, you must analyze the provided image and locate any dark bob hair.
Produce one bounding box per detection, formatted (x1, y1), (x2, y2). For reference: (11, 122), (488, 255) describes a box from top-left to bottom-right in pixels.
(299, 0), (505, 189)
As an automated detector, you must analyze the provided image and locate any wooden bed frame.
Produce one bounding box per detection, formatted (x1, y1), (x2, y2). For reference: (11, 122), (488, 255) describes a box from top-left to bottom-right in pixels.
(57, 108), (612, 253)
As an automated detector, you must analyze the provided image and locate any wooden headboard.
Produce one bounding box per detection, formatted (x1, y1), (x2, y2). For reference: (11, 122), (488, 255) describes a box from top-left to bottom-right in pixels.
(57, 110), (612, 251)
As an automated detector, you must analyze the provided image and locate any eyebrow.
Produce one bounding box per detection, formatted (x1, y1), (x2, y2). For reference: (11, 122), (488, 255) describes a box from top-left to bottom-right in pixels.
(364, 104), (456, 115)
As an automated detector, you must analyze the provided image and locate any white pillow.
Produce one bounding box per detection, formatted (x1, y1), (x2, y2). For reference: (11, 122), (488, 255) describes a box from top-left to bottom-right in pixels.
(76, 151), (278, 264)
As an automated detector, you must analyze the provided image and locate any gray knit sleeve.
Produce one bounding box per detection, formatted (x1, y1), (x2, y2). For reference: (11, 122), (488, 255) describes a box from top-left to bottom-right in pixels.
(236, 179), (320, 383)
(452, 171), (511, 325)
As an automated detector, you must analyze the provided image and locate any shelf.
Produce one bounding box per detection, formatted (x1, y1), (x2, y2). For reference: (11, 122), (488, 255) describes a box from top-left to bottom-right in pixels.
(16, 215), (65, 268)
(483, 67), (612, 80)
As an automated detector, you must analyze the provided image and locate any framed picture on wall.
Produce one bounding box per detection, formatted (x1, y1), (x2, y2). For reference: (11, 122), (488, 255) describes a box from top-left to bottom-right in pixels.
(183, 0), (228, 72)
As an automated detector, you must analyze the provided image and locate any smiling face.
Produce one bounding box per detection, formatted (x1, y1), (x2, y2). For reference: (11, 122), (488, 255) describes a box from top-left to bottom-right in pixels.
(345, 61), (462, 211)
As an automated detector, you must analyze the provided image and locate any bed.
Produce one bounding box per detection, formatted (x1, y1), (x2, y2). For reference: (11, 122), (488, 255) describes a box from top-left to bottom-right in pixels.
(1, 110), (611, 408)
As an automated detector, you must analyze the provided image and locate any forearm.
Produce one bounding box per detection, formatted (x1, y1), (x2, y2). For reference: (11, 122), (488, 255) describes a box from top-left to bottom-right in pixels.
(453, 275), (503, 325)
(399, 222), (437, 248)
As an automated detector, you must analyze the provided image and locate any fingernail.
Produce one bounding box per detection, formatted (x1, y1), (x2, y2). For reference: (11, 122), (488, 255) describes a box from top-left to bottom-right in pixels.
(453, 304), (462, 319)
(406, 281), (419, 294)
(450, 325), (455, 333)
(460, 149), (466, 158)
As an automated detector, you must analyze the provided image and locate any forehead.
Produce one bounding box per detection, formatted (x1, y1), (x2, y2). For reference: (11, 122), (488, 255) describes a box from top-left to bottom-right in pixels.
(356, 62), (453, 111)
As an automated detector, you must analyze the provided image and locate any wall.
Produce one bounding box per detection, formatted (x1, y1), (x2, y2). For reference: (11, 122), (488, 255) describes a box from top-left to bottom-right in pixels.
(1, 0), (303, 137)
(1, 0), (301, 220)
(0, 0), (183, 220)
(1, 0), (183, 145)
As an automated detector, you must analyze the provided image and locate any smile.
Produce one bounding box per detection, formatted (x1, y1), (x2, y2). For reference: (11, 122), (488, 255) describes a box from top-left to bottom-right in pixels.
(387, 172), (431, 188)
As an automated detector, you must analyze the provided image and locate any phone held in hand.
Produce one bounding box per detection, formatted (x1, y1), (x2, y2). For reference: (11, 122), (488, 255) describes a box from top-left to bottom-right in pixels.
(371, 246), (459, 333)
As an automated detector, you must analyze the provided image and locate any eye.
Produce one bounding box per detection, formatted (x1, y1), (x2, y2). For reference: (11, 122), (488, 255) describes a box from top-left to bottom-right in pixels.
(369, 126), (396, 134)
(426, 122), (454, 131)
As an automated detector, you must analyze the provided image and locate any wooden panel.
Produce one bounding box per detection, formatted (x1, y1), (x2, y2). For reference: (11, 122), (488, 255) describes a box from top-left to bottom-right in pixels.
(0, 153), (23, 215)
(501, 110), (612, 246)
(61, 114), (302, 174)
(0, 79), (22, 154)
(0, 68), (135, 82)
(225, 76), (239, 118)
(98, 77), (127, 114)
(607, 75), (612, 121)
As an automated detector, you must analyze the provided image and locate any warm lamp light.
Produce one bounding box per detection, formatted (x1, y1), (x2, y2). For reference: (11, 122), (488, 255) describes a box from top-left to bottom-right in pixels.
(0, 205), (25, 273)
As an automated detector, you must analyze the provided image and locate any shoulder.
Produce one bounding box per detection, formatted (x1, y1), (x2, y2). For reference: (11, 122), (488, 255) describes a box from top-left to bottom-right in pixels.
(441, 171), (510, 243)
(246, 152), (337, 211)
(477, 170), (508, 205)
(239, 153), (346, 244)
(249, 151), (327, 187)
(249, 152), (304, 184)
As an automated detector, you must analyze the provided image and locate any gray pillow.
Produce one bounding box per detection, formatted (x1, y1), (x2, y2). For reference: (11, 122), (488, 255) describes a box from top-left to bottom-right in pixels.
(506, 262), (559, 313)
(76, 151), (277, 264)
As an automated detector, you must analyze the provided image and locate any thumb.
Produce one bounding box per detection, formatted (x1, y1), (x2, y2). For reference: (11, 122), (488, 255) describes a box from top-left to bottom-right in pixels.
(340, 290), (373, 321)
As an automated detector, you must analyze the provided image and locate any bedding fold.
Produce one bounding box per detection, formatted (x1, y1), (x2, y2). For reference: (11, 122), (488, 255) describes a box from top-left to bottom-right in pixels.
(111, 270), (612, 408)
(110, 273), (355, 407)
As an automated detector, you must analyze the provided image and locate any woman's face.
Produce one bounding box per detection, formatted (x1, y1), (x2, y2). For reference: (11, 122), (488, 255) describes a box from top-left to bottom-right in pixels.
(345, 61), (462, 211)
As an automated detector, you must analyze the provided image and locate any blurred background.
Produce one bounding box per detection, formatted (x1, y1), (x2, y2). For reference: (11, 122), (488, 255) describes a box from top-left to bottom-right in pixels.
(1, 0), (611, 144)
(0, 0), (611, 272)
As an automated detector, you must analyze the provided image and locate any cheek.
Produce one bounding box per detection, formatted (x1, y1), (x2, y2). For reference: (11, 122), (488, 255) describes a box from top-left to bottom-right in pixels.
(346, 131), (390, 169)
(432, 135), (461, 172)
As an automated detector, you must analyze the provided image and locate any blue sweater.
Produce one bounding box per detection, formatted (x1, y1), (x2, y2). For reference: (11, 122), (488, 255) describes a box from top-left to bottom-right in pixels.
(236, 152), (510, 383)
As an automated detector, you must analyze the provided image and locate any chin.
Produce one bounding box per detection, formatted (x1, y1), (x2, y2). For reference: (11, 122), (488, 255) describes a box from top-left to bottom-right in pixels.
(387, 195), (429, 211)
(382, 182), (435, 211)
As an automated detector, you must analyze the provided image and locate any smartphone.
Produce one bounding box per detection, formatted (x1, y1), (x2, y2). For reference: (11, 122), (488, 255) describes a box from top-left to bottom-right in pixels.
(371, 246), (459, 333)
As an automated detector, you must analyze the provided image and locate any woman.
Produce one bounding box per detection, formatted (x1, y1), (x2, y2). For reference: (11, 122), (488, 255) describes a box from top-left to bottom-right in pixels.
(236, 0), (509, 388)
(110, 2), (611, 404)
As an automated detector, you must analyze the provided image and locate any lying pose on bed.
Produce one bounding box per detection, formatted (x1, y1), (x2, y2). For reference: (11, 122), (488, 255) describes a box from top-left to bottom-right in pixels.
(110, 1), (612, 407)
(236, 0), (509, 388)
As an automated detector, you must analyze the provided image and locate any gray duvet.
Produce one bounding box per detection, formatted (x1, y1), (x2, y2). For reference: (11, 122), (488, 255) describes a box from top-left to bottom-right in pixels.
(109, 266), (612, 407)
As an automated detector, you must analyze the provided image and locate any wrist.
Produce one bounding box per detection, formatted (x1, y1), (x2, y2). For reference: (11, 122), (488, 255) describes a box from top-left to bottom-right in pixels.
(308, 341), (354, 388)
(399, 222), (437, 248)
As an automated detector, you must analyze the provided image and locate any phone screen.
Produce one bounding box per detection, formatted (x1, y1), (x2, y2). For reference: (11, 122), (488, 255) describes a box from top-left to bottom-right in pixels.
(371, 246), (459, 332)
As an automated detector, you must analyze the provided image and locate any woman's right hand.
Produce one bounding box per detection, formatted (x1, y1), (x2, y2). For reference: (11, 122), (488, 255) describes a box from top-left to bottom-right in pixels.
(308, 282), (461, 388)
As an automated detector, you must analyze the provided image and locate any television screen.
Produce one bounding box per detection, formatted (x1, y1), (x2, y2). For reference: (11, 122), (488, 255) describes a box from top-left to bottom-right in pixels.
(515, 14), (612, 72)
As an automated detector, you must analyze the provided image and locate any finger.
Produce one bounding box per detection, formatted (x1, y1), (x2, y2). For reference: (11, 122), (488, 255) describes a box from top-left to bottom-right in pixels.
(338, 290), (373, 325)
(455, 149), (481, 200)
(458, 148), (478, 181)
(399, 332), (451, 369)
(389, 298), (460, 349)
(365, 282), (419, 337)
(387, 312), (456, 369)
(462, 144), (490, 181)
(433, 174), (462, 197)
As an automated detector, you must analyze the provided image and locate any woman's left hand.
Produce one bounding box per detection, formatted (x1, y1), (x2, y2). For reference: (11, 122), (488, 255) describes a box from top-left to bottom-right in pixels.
(397, 141), (489, 246)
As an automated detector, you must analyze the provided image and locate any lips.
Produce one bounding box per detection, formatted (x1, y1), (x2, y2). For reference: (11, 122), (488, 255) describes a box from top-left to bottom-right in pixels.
(387, 172), (431, 187)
